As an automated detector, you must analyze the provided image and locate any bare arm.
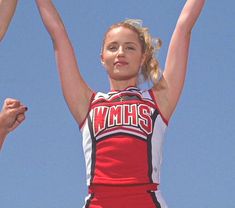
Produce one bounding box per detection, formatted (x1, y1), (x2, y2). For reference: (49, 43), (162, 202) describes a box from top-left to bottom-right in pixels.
(35, 0), (93, 125)
(0, 0), (18, 41)
(152, 0), (206, 120)
(0, 98), (27, 151)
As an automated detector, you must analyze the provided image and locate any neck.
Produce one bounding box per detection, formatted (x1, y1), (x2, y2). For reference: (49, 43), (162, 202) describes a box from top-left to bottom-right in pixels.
(109, 77), (138, 91)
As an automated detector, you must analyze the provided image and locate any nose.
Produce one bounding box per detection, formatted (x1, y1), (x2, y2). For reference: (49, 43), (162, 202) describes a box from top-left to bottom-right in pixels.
(117, 46), (125, 57)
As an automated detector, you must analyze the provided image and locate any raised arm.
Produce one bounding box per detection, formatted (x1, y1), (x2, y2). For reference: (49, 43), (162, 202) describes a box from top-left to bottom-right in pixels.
(153, 0), (205, 120)
(0, 0), (18, 41)
(35, 0), (93, 125)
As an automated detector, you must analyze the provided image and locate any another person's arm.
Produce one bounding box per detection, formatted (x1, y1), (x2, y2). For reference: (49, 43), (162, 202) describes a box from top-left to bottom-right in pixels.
(35, 0), (93, 125)
(153, 0), (205, 120)
(0, 0), (18, 41)
(0, 98), (27, 150)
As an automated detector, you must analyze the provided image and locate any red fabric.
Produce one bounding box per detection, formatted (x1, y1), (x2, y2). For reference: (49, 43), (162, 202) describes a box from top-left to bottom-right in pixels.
(93, 135), (150, 185)
(87, 184), (159, 208)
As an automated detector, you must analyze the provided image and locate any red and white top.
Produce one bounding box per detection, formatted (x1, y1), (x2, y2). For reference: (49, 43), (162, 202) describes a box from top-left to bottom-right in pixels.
(80, 87), (168, 186)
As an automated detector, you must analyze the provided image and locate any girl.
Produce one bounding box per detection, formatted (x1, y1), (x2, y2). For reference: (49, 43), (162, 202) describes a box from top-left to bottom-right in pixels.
(35, 0), (205, 207)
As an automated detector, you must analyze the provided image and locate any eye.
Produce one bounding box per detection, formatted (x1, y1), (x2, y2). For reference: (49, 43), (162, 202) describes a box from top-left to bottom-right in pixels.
(126, 46), (135, 50)
(125, 44), (137, 50)
(107, 44), (118, 51)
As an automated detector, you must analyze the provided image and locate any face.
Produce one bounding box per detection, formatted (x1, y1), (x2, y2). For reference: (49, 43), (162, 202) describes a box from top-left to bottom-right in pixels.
(101, 26), (145, 82)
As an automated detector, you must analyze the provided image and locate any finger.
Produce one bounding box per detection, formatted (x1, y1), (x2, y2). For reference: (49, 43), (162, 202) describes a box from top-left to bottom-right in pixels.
(7, 100), (21, 108)
(9, 105), (28, 116)
(8, 114), (26, 132)
(17, 106), (28, 115)
(16, 113), (26, 123)
(5, 98), (19, 106)
(1, 99), (12, 111)
(5, 107), (27, 126)
(8, 119), (21, 132)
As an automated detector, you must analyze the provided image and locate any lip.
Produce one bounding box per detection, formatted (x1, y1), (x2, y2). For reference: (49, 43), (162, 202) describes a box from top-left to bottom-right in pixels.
(114, 61), (128, 66)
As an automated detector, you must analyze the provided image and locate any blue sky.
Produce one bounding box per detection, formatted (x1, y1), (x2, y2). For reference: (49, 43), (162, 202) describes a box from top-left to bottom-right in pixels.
(0, 1), (234, 207)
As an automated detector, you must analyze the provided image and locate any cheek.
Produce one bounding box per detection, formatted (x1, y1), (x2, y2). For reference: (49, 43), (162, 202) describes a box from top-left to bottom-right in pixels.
(102, 53), (114, 67)
(133, 55), (144, 67)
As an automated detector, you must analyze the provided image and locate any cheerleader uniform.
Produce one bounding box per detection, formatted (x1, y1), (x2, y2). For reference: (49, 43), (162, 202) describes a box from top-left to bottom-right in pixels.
(80, 87), (168, 208)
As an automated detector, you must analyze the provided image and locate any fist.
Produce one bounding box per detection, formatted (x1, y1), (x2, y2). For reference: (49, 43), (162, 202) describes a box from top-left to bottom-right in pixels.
(0, 98), (28, 134)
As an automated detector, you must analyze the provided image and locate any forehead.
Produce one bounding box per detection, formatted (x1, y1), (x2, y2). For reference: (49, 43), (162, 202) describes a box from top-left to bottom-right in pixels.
(104, 26), (140, 44)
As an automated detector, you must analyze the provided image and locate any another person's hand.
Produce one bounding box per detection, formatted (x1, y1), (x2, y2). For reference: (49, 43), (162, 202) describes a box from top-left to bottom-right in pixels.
(0, 98), (27, 149)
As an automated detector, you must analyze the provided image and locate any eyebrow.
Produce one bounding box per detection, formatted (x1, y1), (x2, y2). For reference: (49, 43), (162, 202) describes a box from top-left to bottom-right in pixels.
(106, 41), (138, 46)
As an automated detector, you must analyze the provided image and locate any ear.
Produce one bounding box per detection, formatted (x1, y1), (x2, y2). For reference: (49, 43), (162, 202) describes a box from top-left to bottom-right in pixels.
(100, 53), (104, 65)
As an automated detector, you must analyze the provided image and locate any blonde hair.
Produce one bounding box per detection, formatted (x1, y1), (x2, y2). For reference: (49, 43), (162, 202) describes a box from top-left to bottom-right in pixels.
(102, 19), (162, 84)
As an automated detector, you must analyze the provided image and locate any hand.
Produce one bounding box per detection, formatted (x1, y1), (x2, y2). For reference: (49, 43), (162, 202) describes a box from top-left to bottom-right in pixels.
(0, 98), (28, 135)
